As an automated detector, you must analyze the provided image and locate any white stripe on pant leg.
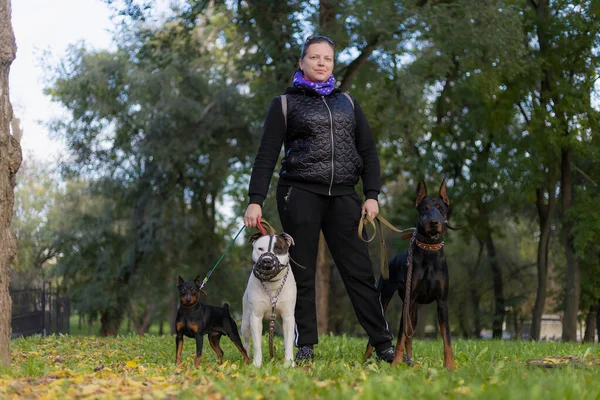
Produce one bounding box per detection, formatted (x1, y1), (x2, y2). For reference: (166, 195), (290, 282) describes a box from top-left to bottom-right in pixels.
(294, 322), (299, 346)
(374, 276), (391, 336)
(378, 293), (390, 333)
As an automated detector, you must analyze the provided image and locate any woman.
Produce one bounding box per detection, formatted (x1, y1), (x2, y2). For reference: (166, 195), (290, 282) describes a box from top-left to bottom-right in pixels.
(244, 35), (395, 363)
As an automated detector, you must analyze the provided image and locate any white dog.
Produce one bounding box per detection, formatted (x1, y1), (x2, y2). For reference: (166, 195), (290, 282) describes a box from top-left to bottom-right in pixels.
(242, 232), (296, 367)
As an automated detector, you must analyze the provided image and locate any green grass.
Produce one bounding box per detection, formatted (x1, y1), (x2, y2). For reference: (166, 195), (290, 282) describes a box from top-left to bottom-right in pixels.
(2, 334), (599, 399)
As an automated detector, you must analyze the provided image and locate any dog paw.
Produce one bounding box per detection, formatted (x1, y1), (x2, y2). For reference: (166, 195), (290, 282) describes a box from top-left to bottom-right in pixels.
(284, 360), (295, 368)
(444, 362), (457, 370)
(404, 358), (421, 367)
(253, 360), (262, 368)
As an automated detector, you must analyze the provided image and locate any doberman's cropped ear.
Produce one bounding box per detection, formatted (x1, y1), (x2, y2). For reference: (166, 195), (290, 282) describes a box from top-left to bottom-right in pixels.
(279, 232), (295, 247)
(416, 180), (427, 207)
(439, 179), (450, 206)
(177, 275), (184, 286)
(249, 232), (263, 244)
(194, 275), (202, 286)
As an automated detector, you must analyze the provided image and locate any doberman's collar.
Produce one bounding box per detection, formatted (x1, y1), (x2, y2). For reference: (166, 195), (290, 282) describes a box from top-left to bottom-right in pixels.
(415, 230), (445, 248)
(179, 301), (199, 309)
(415, 240), (444, 251)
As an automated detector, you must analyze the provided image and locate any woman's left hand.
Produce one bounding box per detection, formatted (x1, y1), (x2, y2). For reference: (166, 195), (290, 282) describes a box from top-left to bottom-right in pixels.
(362, 199), (379, 220)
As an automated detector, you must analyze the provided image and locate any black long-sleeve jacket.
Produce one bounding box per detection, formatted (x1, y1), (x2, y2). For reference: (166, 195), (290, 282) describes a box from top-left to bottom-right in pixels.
(248, 87), (381, 206)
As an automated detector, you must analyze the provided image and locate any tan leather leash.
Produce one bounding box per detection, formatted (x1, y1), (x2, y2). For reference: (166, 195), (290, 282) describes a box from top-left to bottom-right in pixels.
(358, 214), (415, 280)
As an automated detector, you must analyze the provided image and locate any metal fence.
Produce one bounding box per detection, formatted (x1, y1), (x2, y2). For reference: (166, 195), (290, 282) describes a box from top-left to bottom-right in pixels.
(10, 283), (70, 338)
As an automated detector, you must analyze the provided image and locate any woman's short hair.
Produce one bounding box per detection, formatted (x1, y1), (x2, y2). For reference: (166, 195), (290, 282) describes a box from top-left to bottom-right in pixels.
(300, 35), (335, 60)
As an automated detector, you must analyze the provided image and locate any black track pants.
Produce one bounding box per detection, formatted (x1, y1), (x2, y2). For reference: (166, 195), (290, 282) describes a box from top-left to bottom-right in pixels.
(276, 185), (394, 352)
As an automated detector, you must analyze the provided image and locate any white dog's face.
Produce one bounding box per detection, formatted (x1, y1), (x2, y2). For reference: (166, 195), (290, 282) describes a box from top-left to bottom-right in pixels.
(251, 233), (294, 267)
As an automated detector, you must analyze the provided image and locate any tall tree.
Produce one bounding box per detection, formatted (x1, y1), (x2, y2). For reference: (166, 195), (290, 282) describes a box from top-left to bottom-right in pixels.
(398, 0), (528, 338)
(10, 158), (62, 288)
(530, 178), (558, 340)
(0, 0), (21, 365)
(523, 0), (600, 341)
(47, 2), (254, 334)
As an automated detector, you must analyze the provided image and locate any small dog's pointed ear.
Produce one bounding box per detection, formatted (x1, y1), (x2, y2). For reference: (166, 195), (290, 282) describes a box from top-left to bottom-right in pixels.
(416, 180), (427, 207)
(177, 275), (184, 286)
(280, 232), (295, 247)
(439, 179), (450, 206)
(194, 275), (203, 286)
(249, 232), (263, 243)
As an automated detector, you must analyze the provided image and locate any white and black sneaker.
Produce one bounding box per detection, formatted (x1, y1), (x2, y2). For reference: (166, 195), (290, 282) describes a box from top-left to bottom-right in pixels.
(375, 345), (396, 363)
(295, 345), (314, 363)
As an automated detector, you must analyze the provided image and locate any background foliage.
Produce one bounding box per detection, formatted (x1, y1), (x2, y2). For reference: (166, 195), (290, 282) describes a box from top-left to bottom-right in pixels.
(10, 0), (600, 341)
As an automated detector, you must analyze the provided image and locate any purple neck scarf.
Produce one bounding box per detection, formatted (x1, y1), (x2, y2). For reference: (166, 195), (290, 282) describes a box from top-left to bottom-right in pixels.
(292, 71), (335, 95)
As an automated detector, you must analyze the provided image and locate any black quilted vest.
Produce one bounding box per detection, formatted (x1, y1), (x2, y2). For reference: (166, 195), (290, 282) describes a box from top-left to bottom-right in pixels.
(280, 91), (362, 189)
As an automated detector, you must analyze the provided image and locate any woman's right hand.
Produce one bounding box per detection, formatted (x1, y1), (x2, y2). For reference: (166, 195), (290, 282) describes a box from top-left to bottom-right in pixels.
(244, 203), (262, 228)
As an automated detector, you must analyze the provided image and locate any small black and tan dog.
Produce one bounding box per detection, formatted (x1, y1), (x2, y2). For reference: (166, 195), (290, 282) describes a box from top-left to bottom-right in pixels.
(175, 276), (250, 367)
(365, 180), (456, 369)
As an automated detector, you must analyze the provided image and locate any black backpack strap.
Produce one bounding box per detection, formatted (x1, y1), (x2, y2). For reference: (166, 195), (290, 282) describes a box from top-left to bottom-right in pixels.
(342, 92), (354, 110)
(280, 95), (287, 129)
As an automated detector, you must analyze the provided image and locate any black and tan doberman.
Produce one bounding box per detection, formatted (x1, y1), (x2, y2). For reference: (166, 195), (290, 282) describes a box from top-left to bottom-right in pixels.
(366, 180), (456, 369)
(175, 276), (251, 367)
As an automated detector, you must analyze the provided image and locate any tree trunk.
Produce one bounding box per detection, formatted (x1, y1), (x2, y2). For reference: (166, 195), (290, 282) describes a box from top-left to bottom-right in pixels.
(457, 299), (470, 338)
(485, 231), (505, 339)
(328, 268), (343, 334)
(0, 0), (20, 367)
(561, 146), (580, 342)
(471, 239), (484, 338)
(99, 307), (124, 336)
(98, 174), (151, 335)
(169, 287), (178, 335)
(167, 257), (178, 335)
(596, 299), (600, 343)
(316, 232), (330, 334)
(129, 302), (154, 335)
(472, 289), (482, 338)
(583, 305), (596, 343)
(513, 311), (521, 340)
(319, 0), (336, 32)
(314, 1), (338, 336)
(531, 182), (557, 340)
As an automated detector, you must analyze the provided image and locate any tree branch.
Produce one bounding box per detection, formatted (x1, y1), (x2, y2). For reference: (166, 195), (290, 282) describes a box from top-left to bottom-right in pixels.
(36, 247), (59, 268)
(339, 34), (381, 92)
(574, 165), (598, 187)
(517, 103), (531, 125)
(197, 101), (216, 124)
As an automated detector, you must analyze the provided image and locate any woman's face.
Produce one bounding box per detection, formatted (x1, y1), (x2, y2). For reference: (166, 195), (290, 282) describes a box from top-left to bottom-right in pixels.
(299, 42), (334, 83)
